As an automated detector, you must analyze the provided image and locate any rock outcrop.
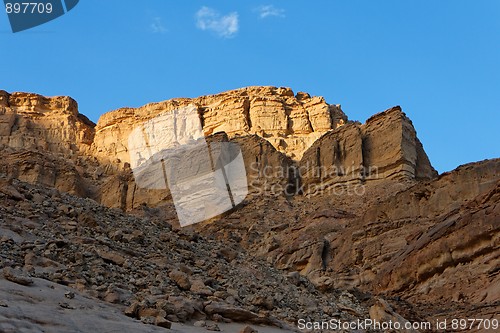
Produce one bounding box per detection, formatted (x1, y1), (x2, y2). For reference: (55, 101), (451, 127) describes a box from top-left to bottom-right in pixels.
(0, 87), (436, 210)
(299, 106), (437, 195)
(0, 148), (94, 198)
(92, 86), (347, 167)
(0, 90), (94, 156)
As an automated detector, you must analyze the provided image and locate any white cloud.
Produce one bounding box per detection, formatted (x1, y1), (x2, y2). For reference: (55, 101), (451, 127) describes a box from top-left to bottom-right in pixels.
(257, 5), (285, 19)
(151, 17), (167, 34)
(195, 6), (239, 38)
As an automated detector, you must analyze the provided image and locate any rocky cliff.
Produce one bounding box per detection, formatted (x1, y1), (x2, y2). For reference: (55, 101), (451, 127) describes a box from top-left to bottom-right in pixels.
(0, 90), (94, 156)
(299, 106), (436, 195)
(0, 87), (436, 208)
(92, 86), (347, 167)
(0, 87), (498, 332)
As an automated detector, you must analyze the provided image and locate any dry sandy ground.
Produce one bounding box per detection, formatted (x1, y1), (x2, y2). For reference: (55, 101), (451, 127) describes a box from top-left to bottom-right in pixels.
(0, 276), (296, 333)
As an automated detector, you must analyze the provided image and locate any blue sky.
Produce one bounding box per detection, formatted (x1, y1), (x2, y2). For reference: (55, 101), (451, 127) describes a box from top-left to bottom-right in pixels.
(1, 0), (499, 173)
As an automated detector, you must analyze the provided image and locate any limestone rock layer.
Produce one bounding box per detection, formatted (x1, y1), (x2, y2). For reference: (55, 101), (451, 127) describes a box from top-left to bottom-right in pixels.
(0, 91), (94, 156)
(0, 86), (436, 205)
(92, 86), (347, 165)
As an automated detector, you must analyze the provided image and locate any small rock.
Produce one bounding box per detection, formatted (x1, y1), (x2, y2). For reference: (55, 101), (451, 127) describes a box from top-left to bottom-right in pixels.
(104, 287), (121, 304)
(286, 271), (301, 286)
(3, 267), (33, 286)
(166, 314), (179, 322)
(205, 323), (220, 331)
(217, 248), (237, 262)
(96, 248), (126, 266)
(204, 302), (258, 321)
(125, 230), (145, 243)
(0, 300), (8, 308)
(169, 270), (191, 290)
(140, 316), (156, 325)
(194, 320), (206, 327)
(124, 301), (140, 318)
(138, 307), (161, 319)
(32, 193), (45, 204)
(155, 316), (172, 329)
(251, 295), (274, 310)
(190, 279), (213, 296)
(212, 314), (223, 322)
(64, 291), (75, 299)
(0, 180), (24, 201)
(58, 204), (71, 215)
(240, 325), (258, 333)
(211, 314), (231, 323)
(58, 302), (74, 309)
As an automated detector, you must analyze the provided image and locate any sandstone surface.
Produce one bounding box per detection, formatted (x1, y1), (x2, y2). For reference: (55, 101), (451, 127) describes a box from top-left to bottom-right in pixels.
(299, 106), (436, 195)
(0, 90), (94, 156)
(91, 86), (347, 166)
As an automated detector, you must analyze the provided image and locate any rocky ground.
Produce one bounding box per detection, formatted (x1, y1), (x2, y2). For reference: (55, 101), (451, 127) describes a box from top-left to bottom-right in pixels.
(0, 275), (296, 333)
(199, 159), (500, 328)
(0, 176), (371, 332)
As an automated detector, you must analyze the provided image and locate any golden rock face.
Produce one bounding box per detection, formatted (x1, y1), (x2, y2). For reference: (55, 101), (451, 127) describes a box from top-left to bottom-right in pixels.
(0, 86), (438, 208)
(92, 86), (348, 164)
(0, 90), (94, 156)
(0, 86), (347, 164)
